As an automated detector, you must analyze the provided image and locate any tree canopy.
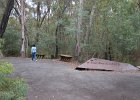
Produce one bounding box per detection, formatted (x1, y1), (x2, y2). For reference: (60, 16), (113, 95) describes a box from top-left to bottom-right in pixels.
(0, 0), (140, 65)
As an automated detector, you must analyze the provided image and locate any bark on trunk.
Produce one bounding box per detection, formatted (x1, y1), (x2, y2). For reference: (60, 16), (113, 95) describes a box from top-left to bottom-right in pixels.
(0, 0), (14, 38)
(55, 24), (59, 58)
(75, 0), (83, 59)
(21, 0), (25, 57)
(138, 0), (140, 8)
(14, 0), (29, 57)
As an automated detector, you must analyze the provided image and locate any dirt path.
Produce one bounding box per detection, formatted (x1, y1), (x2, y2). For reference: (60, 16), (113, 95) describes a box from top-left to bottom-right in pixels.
(2, 57), (140, 100)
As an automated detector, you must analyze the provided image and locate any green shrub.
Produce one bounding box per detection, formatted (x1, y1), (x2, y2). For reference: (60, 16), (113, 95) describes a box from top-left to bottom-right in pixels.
(2, 26), (21, 56)
(0, 61), (28, 100)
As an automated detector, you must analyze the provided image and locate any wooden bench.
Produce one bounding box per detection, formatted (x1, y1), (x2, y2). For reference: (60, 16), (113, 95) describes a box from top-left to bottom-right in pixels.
(60, 54), (72, 62)
(36, 54), (45, 59)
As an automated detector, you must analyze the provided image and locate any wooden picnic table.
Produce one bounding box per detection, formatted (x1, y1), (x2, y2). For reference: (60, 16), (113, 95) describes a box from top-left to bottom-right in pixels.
(60, 54), (72, 62)
(36, 53), (45, 59)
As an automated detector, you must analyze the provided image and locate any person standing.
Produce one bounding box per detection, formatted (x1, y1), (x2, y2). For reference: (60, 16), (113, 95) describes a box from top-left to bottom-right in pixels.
(31, 44), (37, 61)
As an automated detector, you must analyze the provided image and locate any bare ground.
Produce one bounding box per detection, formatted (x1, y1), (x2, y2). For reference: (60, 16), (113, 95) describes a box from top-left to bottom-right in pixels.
(2, 57), (140, 100)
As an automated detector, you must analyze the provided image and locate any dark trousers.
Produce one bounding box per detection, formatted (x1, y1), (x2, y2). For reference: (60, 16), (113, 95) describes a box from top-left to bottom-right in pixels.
(32, 52), (36, 61)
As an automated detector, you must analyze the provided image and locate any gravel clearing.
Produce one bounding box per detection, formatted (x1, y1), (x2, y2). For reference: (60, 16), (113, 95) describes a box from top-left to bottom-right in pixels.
(2, 57), (140, 100)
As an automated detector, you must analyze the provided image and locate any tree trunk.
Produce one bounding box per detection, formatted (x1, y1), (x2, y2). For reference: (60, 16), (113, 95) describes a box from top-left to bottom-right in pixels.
(55, 24), (59, 58)
(138, 0), (140, 8)
(0, 0), (14, 38)
(75, 0), (83, 59)
(14, 0), (29, 57)
(84, 5), (95, 44)
(20, 0), (25, 57)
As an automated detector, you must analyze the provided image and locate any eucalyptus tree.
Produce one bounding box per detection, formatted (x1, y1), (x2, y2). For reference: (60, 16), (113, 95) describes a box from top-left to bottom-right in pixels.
(0, 0), (138, 64)
(0, 0), (14, 38)
(53, 0), (73, 58)
(20, 0), (26, 57)
(87, 0), (140, 62)
(67, 0), (140, 62)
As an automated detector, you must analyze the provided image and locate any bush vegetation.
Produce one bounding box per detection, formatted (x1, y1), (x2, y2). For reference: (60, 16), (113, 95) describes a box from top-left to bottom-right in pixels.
(0, 61), (28, 100)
